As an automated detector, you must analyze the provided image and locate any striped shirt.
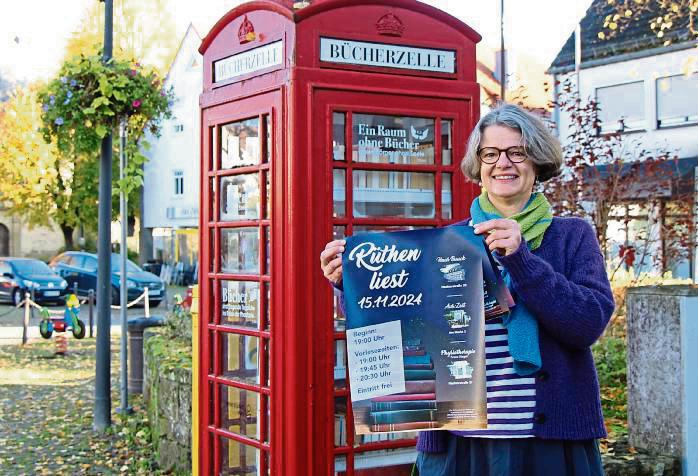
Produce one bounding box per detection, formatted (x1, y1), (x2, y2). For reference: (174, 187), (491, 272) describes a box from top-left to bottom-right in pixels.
(451, 316), (536, 438)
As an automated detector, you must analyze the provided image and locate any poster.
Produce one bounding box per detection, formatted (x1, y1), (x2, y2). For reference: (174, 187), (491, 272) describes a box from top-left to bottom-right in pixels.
(342, 225), (510, 434)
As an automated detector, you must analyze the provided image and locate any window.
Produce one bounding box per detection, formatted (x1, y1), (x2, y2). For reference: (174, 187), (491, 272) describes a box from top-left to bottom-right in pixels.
(174, 124), (184, 133)
(67, 255), (85, 269)
(83, 256), (98, 272)
(596, 81), (645, 133)
(0, 261), (12, 276)
(174, 170), (184, 196)
(657, 72), (698, 128)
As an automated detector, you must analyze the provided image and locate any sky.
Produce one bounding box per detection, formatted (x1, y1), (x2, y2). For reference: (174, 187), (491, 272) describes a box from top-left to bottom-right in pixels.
(0, 0), (592, 83)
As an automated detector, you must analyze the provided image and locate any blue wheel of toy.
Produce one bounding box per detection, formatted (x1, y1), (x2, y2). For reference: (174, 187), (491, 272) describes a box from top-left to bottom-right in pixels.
(39, 320), (53, 339)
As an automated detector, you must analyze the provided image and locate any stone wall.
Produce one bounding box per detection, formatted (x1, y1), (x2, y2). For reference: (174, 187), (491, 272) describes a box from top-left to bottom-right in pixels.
(0, 210), (65, 259)
(143, 329), (192, 473)
(626, 285), (698, 475)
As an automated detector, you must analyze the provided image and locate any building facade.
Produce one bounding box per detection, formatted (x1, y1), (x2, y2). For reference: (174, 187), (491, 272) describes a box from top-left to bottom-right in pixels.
(548, 0), (698, 279)
(142, 25), (202, 282)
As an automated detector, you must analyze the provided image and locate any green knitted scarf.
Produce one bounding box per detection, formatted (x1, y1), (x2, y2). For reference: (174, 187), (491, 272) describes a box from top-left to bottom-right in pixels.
(474, 191), (553, 250)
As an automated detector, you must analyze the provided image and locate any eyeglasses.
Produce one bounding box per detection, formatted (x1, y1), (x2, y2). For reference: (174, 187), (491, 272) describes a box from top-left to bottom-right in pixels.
(477, 146), (528, 164)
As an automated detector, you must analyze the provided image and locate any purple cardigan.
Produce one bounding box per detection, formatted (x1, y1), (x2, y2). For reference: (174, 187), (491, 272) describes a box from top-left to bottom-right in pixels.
(417, 217), (614, 452)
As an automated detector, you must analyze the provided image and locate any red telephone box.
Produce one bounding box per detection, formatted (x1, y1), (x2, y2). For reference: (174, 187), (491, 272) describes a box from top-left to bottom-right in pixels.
(198, 1), (481, 474)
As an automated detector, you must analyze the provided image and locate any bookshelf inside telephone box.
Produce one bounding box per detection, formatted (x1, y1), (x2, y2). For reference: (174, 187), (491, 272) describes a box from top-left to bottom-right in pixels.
(197, 1), (481, 474)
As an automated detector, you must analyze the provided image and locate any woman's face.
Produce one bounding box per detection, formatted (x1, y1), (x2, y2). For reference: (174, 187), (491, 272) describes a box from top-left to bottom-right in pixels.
(479, 125), (537, 206)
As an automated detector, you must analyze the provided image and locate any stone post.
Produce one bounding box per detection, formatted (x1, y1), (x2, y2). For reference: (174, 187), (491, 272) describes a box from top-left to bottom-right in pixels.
(627, 285), (698, 475)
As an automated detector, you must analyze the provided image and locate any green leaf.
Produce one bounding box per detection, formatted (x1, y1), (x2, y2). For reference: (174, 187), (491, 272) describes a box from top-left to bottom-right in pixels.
(98, 77), (113, 97)
(90, 96), (110, 108)
(95, 125), (108, 138)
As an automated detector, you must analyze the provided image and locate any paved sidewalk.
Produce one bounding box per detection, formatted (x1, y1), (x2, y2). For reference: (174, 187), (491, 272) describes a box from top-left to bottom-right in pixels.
(0, 338), (161, 474)
(0, 325), (125, 346)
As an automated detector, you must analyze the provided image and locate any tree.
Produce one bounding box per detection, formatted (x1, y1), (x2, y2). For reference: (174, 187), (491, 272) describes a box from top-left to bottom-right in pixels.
(38, 54), (174, 241)
(0, 85), (97, 248)
(56, 0), (179, 231)
(547, 75), (694, 279)
(598, 0), (698, 46)
(64, 0), (178, 75)
(0, 69), (17, 103)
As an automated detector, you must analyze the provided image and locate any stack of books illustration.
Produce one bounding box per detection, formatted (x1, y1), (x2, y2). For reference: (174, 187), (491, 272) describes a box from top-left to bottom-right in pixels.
(368, 338), (439, 432)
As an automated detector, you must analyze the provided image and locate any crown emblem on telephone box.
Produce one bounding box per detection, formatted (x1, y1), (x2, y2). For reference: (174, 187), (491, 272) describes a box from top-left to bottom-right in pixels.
(238, 15), (256, 44)
(376, 12), (405, 37)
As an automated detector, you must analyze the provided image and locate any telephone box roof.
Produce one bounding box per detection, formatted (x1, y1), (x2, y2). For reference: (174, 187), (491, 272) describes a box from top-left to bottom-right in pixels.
(199, 0), (481, 54)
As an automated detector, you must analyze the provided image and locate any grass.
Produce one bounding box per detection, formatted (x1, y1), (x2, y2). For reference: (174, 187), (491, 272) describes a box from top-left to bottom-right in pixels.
(594, 335), (628, 439)
(0, 336), (167, 475)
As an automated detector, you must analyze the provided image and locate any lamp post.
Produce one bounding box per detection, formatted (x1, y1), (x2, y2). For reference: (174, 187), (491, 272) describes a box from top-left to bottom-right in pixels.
(117, 117), (132, 415)
(94, 0), (113, 433)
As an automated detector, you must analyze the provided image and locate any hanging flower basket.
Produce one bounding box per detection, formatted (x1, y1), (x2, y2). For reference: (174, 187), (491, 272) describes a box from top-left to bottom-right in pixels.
(39, 54), (174, 156)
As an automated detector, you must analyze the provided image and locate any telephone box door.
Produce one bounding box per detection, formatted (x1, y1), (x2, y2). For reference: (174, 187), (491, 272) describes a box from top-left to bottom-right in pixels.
(314, 88), (478, 474)
(200, 89), (281, 476)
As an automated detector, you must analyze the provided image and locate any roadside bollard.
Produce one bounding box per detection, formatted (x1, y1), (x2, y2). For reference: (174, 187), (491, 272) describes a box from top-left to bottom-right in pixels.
(30, 289), (35, 322)
(126, 316), (165, 393)
(22, 291), (30, 345)
(144, 287), (150, 318)
(88, 289), (94, 338)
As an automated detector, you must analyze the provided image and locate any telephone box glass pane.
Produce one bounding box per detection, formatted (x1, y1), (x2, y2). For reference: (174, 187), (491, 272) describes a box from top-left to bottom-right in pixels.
(210, 177), (217, 222)
(334, 294), (346, 332)
(263, 115), (271, 163)
(264, 172), (271, 219)
(352, 448), (417, 474)
(352, 114), (434, 165)
(442, 173), (452, 219)
(355, 431), (418, 446)
(334, 396), (348, 447)
(219, 436), (260, 475)
(209, 228), (216, 273)
(352, 171), (435, 218)
(333, 226), (346, 240)
(334, 455), (347, 475)
(221, 228), (259, 274)
(222, 333), (259, 385)
(221, 118), (260, 169)
(210, 126), (217, 172)
(333, 169), (346, 217)
(264, 227), (270, 275)
(220, 385), (260, 440)
(262, 338), (270, 388)
(221, 174), (260, 221)
(263, 282), (270, 331)
(441, 120), (453, 165)
(353, 225), (432, 233)
(333, 112), (346, 161)
(221, 280), (259, 329)
(334, 339), (347, 390)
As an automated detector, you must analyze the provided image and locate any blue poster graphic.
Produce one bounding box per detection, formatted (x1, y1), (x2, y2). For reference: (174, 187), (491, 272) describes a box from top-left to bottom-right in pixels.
(342, 225), (510, 434)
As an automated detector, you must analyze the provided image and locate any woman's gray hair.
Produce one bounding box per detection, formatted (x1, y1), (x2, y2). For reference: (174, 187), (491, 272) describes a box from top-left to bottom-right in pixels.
(461, 103), (563, 182)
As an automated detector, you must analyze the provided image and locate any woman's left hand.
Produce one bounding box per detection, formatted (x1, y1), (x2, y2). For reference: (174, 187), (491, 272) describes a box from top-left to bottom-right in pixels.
(473, 219), (522, 256)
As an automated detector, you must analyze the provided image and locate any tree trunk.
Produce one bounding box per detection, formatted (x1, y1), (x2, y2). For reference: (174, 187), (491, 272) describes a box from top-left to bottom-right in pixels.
(61, 225), (75, 250)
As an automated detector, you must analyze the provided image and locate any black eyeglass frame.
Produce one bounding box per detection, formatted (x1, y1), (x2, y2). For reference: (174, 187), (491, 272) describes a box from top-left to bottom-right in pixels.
(476, 146), (529, 164)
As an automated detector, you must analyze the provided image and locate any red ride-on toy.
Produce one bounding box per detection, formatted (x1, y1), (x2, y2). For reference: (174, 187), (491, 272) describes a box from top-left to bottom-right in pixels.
(39, 294), (86, 340)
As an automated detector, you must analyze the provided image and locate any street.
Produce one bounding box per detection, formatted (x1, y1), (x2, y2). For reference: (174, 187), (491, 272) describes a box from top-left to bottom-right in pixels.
(0, 286), (186, 345)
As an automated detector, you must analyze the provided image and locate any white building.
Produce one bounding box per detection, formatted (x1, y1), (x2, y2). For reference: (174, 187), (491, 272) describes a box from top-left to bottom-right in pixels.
(548, 0), (698, 279)
(142, 24), (202, 279)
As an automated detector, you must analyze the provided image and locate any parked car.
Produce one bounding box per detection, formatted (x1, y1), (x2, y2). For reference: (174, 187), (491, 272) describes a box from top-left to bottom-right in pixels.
(0, 257), (69, 306)
(49, 251), (166, 307)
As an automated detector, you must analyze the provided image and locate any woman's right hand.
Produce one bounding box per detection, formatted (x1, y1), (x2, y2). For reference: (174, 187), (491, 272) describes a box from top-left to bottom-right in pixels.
(320, 239), (346, 286)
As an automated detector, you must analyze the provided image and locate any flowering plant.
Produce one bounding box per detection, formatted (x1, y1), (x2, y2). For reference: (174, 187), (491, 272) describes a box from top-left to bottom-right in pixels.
(39, 54), (174, 157)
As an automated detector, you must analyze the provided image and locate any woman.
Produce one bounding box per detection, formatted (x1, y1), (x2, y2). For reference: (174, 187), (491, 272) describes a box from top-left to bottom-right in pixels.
(320, 104), (614, 476)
